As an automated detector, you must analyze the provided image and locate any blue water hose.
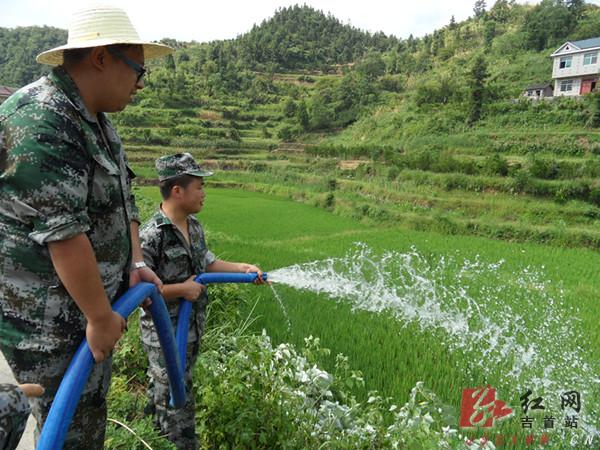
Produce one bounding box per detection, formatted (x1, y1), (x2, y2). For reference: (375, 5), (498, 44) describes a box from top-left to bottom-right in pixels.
(175, 272), (268, 373)
(36, 282), (185, 450)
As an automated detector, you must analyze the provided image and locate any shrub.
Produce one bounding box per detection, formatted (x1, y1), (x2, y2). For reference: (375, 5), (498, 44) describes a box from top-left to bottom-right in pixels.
(482, 154), (509, 177)
(228, 128), (241, 142)
(277, 124), (297, 141)
(511, 169), (531, 193)
(387, 166), (400, 181)
(261, 125), (272, 138)
(282, 98), (297, 117)
(324, 192), (335, 209)
(195, 330), (462, 449)
(589, 188), (600, 207)
(221, 107), (240, 119)
(528, 156), (559, 180)
(379, 74), (404, 93)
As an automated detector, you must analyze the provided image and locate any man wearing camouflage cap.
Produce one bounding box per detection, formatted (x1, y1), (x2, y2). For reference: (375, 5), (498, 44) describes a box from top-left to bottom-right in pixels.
(0, 4), (170, 448)
(140, 153), (264, 449)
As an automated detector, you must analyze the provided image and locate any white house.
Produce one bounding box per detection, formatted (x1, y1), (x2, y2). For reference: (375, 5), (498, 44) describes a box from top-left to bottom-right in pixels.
(523, 83), (554, 100)
(551, 37), (600, 97)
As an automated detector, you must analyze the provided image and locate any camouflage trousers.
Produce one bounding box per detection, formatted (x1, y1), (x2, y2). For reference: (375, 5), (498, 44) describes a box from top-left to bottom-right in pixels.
(0, 343), (112, 450)
(143, 339), (199, 450)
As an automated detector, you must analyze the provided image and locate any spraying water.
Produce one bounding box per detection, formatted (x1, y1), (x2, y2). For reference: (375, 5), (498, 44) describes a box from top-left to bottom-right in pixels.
(269, 284), (292, 332)
(268, 243), (599, 446)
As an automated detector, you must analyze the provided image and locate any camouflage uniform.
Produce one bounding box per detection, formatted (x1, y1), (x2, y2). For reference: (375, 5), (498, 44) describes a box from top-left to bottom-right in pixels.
(0, 384), (30, 450)
(0, 67), (139, 449)
(140, 153), (215, 450)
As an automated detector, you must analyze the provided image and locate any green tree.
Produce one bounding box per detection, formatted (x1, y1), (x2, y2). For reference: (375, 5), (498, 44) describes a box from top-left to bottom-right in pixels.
(309, 97), (334, 130)
(489, 0), (511, 23)
(283, 98), (297, 117)
(523, 0), (572, 51)
(567, 0), (586, 22)
(473, 0), (487, 18)
(468, 55), (488, 125)
(228, 128), (241, 142)
(164, 54), (176, 71)
(355, 53), (386, 81)
(297, 100), (310, 130)
(484, 20), (497, 48)
(202, 60), (218, 95)
(0, 26), (66, 86)
(588, 92), (600, 128)
(277, 124), (295, 141)
(449, 15), (457, 29)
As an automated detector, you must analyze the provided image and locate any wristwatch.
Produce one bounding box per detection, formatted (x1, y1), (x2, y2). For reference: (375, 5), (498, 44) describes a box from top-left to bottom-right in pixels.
(132, 261), (147, 270)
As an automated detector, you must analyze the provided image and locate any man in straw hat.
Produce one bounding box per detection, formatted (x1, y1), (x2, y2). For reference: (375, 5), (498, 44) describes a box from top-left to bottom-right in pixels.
(0, 4), (172, 448)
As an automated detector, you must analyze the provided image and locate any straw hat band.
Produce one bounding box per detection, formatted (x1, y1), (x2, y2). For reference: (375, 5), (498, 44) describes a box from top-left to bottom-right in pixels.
(36, 4), (173, 66)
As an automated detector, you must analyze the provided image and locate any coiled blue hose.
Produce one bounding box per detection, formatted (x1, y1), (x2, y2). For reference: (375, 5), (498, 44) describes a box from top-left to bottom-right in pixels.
(36, 282), (185, 450)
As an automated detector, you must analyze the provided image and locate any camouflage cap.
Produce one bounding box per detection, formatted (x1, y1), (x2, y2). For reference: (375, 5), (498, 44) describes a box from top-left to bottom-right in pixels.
(156, 153), (213, 182)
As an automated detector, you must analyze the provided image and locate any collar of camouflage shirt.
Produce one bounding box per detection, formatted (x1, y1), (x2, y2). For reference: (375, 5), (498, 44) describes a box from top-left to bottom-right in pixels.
(48, 66), (99, 124)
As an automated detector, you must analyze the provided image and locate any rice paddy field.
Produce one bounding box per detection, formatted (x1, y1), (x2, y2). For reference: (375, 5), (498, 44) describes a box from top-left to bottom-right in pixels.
(119, 81), (600, 448)
(134, 185), (600, 448)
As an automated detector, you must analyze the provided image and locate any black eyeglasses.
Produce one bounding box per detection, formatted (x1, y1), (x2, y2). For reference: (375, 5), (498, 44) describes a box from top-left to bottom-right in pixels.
(107, 47), (146, 83)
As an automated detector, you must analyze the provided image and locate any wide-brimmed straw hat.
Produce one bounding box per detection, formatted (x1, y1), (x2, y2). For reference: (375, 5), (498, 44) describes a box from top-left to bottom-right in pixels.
(36, 4), (173, 66)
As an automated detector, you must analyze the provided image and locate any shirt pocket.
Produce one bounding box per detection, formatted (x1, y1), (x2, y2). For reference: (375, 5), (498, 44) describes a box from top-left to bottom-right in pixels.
(88, 153), (122, 213)
(162, 246), (191, 281)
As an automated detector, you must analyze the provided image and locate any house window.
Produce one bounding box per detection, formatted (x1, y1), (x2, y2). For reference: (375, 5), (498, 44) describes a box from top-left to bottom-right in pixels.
(560, 80), (573, 92)
(584, 52), (598, 65)
(560, 57), (572, 69)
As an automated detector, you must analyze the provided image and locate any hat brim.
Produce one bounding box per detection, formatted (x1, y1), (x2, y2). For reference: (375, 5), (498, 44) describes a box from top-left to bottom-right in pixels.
(37, 41), (173, 66)
(158, 170), (214, 182)
(187, 170), (214, 178)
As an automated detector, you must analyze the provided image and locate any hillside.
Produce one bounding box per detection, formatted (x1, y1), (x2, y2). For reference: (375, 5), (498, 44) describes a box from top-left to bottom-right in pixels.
(0, 26), (65, 86)
(4, 2), (600, 248)
(236, 4), (398, 70)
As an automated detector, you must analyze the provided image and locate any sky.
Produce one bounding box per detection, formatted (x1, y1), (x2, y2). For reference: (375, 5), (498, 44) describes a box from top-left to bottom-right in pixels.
(2, 0), (600, 43)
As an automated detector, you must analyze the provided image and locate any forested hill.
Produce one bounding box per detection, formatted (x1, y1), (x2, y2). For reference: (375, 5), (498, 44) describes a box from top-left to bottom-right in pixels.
(236, 5), (398, 70)
(3, 1), (600, 130)
(0, 26), (66, 87)
(0, 4), (399, 86)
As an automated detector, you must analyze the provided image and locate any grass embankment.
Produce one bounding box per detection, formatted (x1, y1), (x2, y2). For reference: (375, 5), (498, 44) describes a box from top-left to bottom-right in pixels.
(128, 141), (600, 250)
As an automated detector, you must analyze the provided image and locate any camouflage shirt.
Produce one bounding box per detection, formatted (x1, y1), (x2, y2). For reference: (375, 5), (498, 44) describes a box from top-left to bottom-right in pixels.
(139, 208), (215, 347)
(0, 384), (30, 450)
(0, 67), (139, 352)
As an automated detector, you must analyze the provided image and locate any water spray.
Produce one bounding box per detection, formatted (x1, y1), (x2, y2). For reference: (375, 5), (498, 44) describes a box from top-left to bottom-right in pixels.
(267, 243), (600, 445)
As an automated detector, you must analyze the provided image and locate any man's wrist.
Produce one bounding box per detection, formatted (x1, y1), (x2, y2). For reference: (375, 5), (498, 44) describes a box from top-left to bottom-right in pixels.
(131, 261), (147, 271)
(87, 304), (113, 324)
